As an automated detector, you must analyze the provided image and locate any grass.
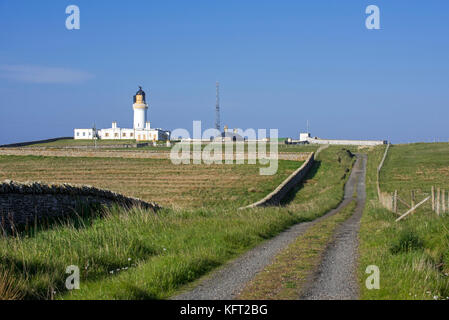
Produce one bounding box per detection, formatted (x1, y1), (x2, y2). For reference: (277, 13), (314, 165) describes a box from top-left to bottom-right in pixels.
(0, 155), (300, 209)
(281, 148), (354, 219)
(358, 144), (449, 300)
(277, 144), (319, 153)
(0, 268), (25, 300)
(0, 146), (354, 300)
(237, 200), (357, 300)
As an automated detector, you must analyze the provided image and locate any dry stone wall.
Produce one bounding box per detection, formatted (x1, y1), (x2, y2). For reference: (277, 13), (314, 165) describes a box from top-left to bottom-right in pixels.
(240, 152), (315, 209)
(0, 180), (160, 228)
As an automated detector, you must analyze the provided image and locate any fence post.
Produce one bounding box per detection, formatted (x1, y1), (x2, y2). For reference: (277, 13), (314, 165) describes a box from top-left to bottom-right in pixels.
(431, 186), (435, 211)
(441, 189), (446, 213)
(377, 144), (390, 207)
(393, 190), (398, 213)
(437, 187), (440, 215)
(396, 196), (431, 222)
(411, 190), (415, 214)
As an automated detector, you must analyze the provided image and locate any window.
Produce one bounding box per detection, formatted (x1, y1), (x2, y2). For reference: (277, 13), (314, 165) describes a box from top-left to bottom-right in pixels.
(83, 132), (86, 136)
(77, 132), (80, 136)
(130, 133), (133, 137)
(105, 133), (109, 137)
(114, 133), (118, 138)
(123, 133), (127, 137)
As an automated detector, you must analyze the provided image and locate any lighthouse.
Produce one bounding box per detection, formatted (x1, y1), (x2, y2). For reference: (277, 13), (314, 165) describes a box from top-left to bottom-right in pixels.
(74, 86), (170, 142)
(133, 86), (148, 130)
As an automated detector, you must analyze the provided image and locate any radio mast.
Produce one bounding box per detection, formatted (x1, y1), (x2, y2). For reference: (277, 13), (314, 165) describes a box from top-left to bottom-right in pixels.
(215, 81), (220, 131)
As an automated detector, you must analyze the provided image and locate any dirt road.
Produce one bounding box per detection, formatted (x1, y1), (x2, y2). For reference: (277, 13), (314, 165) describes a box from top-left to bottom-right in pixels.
(172, 155), (365, 300)
(301, 154), (366, 300)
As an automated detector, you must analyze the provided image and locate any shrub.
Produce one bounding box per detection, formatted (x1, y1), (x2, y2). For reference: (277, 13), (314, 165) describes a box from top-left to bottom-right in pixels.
(390, 230), (424, 254)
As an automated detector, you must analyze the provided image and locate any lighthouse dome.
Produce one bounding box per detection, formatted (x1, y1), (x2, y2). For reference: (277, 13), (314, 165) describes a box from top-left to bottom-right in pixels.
(133, 86), (146, 103)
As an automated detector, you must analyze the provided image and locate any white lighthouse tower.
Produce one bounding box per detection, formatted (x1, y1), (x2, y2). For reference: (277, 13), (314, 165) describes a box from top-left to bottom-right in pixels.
(133, 86), (148, 130)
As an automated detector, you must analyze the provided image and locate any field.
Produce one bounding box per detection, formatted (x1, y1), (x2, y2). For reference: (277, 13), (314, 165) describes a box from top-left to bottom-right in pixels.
(0, 155), (300, 209)
(4, 142), (446, 300)
(0, 146), (354, 300)
(358, 143), (449, 300)
(380, 143), (449, 210)
(19, 138), (319, 154)
(23, 139), (138, 147)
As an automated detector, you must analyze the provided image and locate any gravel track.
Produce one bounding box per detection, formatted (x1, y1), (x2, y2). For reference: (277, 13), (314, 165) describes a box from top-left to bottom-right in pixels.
(301, 154), (367, 300)
(172, 155), (364, 300)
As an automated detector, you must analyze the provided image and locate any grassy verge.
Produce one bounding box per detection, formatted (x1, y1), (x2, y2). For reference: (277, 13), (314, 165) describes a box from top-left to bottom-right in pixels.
(358, 144), (449, 300)
(281, 148), (355, 220)
(0, 147), (353, 300)
(237, 201), (357, 300)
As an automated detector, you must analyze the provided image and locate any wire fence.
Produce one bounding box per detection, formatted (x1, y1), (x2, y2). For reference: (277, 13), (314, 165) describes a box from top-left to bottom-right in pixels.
(376, 143), (447, 221)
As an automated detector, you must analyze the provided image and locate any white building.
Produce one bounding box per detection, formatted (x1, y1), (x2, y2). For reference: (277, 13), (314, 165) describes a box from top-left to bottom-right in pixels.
(299, 132), (386, 146)
(74, 87), (170, 141)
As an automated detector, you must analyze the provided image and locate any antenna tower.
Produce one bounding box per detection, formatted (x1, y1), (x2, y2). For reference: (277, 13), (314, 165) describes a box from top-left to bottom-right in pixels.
(92, 122), (98, 148)
(215, 81), (220, 131)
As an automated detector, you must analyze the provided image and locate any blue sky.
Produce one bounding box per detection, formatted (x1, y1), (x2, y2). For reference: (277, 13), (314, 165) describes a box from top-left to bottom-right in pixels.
(0, 0), (448, 144)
